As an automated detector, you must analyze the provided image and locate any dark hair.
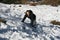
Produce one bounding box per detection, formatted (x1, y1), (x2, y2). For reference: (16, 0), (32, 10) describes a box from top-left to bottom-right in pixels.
(25, 10), (33, 15)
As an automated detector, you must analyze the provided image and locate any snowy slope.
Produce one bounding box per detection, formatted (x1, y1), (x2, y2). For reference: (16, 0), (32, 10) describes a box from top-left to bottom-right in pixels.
(0, 3), (60, 40)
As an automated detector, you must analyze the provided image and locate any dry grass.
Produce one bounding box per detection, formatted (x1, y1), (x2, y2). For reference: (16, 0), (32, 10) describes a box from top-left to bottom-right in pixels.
(29, 2), (38, 6)
(50, 20), (60, 25)
(40, 0), (58, 6)
(0, 19), (6, 24)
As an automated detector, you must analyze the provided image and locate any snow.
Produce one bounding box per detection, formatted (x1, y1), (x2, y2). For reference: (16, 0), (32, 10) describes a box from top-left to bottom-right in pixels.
(0, 3), (60, 40)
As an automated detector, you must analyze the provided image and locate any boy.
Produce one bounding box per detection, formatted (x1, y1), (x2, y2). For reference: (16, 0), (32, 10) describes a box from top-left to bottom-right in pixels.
(21, 10), (36, 27)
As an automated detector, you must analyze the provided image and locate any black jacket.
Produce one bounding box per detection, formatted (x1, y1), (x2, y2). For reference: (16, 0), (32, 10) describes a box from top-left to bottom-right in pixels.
(22, 13), (36, 22)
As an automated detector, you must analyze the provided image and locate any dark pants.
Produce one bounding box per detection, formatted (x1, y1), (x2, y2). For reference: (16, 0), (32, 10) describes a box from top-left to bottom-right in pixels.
(30, 20), (36, 27)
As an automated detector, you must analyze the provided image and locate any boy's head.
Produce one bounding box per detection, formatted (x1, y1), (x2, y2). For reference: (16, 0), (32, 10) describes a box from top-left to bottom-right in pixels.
(25, 10), (33, 16)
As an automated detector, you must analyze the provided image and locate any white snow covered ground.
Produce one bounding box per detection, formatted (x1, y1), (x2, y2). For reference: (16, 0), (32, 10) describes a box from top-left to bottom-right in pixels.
(0, 3), (60, 40)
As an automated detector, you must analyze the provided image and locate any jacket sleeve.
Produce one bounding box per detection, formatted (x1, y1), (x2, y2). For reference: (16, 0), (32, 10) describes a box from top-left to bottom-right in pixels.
(21, 15), (27, 22)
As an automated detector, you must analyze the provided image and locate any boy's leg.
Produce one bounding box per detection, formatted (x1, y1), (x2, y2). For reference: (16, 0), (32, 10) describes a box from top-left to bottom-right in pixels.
(30, 21), (33, 27)
(31, 20), (37, 32)
(33, 20), (36, 26)
(31, 20), (36, 28)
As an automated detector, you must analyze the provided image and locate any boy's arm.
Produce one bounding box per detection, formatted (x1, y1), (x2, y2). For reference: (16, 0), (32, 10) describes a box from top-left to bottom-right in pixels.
(21, 15), (27, 22)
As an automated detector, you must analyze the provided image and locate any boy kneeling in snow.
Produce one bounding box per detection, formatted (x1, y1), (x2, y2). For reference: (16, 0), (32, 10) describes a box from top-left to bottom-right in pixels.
(21, 10), (36, 27)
